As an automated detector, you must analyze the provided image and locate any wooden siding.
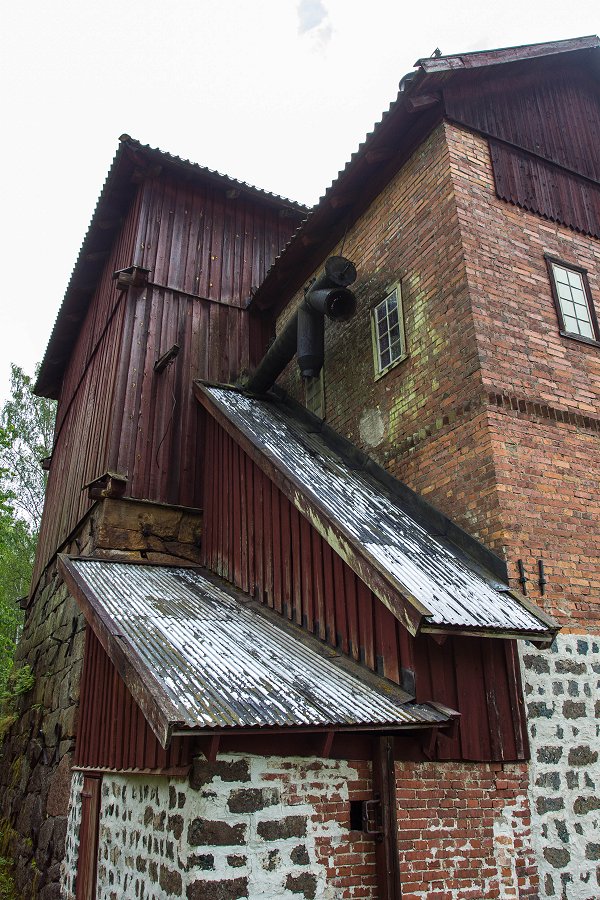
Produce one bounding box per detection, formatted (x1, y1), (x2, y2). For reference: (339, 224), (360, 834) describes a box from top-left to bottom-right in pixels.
(133, 172), (299, 305)
(202, 414), (529, 763)
(75, 627), (190, 771)
(32, 192), (143, 590)
(444, 64), (600, 236)
(490, 140), (600, 238)
(33, 174), (290, 589)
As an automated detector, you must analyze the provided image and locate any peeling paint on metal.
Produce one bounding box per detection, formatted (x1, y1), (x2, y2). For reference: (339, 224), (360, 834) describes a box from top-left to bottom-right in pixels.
(70, 559), (447, 732)
(204, 386), (551, 636)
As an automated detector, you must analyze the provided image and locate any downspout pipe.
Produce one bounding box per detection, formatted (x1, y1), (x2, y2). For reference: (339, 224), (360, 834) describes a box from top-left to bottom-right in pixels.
(246, 256), (357, 395)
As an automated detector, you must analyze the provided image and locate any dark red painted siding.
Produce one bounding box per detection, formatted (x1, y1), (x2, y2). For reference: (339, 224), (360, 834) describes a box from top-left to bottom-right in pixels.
(75, 628), (190, 771)
(33, 175), (294, 590)
(202, 415), (529, 763)
(133, 173), (299, 305)
(445, 63), (600, 236)
(33, 192), (143, 591)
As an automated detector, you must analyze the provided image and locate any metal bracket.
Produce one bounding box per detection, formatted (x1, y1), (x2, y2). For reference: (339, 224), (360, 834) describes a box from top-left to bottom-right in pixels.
(362, 796), (384, 839)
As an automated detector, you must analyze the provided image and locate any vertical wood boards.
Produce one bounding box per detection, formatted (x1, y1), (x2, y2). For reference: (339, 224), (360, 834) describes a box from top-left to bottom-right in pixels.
(34, 173), (300, 591)
(201, 419), (529, 763)
(75, 628), (190, 771)
(75, 775), (101, 900)
(445, 65), (600, 237)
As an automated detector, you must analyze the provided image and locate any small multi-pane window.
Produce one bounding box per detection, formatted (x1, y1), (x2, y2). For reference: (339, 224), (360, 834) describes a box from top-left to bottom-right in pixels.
(546, 256), (600, 345)
(372, 286), (406, 376)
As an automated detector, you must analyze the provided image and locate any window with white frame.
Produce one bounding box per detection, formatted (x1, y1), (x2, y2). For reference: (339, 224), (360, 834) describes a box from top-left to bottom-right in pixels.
(546, 256), (600, 345)
(371, 286), (406, 376)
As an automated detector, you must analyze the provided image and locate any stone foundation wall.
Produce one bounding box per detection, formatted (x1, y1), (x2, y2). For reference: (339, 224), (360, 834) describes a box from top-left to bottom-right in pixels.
(61, 754), (543, 899)
(521, 634), (600, 899)
(0, 553), (86, 900)
(0, 497), (203, 899)
(62, 755), (377, 900)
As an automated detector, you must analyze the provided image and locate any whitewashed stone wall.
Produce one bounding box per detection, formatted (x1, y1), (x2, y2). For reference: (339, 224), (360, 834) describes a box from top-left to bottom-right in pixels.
(62, 771), (84, 899)
(60, 755), (371, 900)
(520, 634), (600, 899)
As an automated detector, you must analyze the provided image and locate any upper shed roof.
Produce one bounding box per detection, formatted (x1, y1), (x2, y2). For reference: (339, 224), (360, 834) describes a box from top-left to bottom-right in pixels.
(35, 136), (308, 399)
(59, 556), (450, 748)
(196, 384), (558, 643)
(249, 35), (600, 314)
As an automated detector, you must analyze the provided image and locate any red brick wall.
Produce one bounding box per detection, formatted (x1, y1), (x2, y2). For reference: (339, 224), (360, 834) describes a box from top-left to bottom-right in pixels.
(447, 124), (600, 628)
(396, 761), (538, 900)
(277, 120), (600, 629)
(278, 124), (505, 544)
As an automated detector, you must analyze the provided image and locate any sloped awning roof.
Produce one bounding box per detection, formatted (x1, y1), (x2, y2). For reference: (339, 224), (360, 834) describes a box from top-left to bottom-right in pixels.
(196, 384), (558, 644)
(58, 556), (451, 748)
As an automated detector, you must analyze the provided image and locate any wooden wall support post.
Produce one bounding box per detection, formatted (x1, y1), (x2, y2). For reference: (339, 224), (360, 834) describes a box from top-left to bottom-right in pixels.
(372, 736), (402, 900)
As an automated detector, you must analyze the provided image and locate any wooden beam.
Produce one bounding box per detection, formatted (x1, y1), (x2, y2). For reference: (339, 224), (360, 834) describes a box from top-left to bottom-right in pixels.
(406, 94), (440, 113)
(205, 735), (220, 763)
(372, 736), (402, 900)
(321, 730), (335, 758)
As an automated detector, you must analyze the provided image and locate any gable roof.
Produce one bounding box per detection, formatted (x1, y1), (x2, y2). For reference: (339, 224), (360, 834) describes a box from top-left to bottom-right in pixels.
(59, 556), (451, 748)
(35, 136), (308, 399)
(249, 35), (600, 315)
(195, 383), (558, 644)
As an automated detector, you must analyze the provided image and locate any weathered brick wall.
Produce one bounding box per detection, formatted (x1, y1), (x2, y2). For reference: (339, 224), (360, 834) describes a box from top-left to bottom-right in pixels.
(396, 761), (537, 900)
(0, 498), (203, 899)
(485, 408), (600, 627)
(447, 123), (600, 627)
(278, 123), (505, 546)
(447, 124), (600, 416)
(62, 755), (377, 900)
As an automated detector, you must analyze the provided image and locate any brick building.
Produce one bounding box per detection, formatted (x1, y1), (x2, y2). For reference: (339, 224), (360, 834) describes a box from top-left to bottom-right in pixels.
(1, 34), (599, 900)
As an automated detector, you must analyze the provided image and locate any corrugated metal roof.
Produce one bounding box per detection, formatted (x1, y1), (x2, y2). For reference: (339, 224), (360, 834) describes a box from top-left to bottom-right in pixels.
(249, 36), (600, 314)
(65, 558), (449, 733)
(119, 136), (309, 211)
(200, 385), (557, 640)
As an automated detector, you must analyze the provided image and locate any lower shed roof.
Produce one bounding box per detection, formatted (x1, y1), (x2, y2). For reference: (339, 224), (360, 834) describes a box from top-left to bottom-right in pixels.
(59, 556), (452, 749)
(195, 384), (558, 644)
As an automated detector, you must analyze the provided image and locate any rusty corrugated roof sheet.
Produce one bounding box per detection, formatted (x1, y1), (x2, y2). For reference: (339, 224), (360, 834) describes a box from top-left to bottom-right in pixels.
(60, 557), (450, 744)
(197, 384), (558, 642)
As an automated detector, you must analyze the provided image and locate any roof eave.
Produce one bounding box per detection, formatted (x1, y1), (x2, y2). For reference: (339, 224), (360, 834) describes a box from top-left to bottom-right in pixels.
(195, 382), (558, 643)
(415, 34), (600, 74)
(248, 35), (600, 317)
(35, 138), (308, 400)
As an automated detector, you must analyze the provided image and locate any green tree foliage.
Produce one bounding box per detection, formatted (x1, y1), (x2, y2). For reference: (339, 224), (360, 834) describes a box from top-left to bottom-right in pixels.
(0, 366), (55, 528)
(0, 365), (56, 694)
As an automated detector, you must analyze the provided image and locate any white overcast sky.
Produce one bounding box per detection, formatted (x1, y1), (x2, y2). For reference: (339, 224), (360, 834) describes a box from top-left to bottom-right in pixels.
(0, 0), (598, 404)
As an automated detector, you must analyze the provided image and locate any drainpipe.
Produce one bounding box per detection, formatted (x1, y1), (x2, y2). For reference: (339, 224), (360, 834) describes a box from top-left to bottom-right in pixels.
(246, 256), (357, 394)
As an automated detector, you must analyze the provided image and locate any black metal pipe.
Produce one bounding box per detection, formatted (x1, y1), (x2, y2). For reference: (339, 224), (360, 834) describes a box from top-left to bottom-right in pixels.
(245, 314), (298, 395)
(297, 305), (324, 379)
(245, 256), (357, 395)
